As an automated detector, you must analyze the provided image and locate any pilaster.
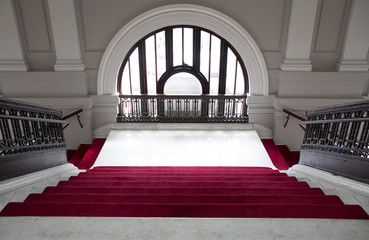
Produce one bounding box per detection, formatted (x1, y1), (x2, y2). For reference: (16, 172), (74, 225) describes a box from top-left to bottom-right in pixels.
(48, 0), (85, 71)
(0, 0), (29, 71)
(336, 0), (369, 72)
(280, 0), (318, 72)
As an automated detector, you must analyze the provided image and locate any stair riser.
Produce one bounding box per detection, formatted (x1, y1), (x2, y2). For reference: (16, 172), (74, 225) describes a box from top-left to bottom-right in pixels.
(78, 172), (288, 177)
(43, 186), (325, 195)
(69, 176), (298, 181)
(2, 202), (368, 219)
(24, 194), (343, 204)
(57, 181), (309, 188)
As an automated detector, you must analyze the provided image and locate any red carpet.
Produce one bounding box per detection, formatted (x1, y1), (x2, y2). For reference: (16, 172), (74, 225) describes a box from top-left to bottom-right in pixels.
(68, 144), (89, 167)
(1, 166), (368, 219)
(277, 145), (300, 167)
(66, 149), (76, 162)
(77, 138), (106, 169)
(261, 139), (290, 170)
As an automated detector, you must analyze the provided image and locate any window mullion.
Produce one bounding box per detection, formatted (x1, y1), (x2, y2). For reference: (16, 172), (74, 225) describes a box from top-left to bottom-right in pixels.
(218, 40), (228, 94)
(193, 27), (201, 71)
(165, 28), (173, 70)
(128, 59), (132, 94)
(208, 34), (212, 82)
(154, 34), (158, 82)
(182, 28), (184, 65)
(138, 40), (148, 94)
(233, 60), (238, 94)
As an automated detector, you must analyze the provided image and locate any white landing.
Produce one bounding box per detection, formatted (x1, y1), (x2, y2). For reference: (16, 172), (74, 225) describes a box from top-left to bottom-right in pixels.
(93, 130), (276, 168)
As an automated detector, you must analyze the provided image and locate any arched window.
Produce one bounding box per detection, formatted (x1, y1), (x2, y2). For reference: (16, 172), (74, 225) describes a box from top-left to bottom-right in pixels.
(117, 26), (249, 96)
(117, 25), (249, 123)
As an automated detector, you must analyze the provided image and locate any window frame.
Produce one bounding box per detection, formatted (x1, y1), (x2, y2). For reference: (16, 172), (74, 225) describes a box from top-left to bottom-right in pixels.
(117, 25), (249, 95)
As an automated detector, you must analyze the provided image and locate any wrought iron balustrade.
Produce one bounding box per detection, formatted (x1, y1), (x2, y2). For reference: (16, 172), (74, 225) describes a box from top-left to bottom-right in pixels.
(117, 94), (248, 123)
(0, 98), (67, 156)
(299, 100), (369, 183)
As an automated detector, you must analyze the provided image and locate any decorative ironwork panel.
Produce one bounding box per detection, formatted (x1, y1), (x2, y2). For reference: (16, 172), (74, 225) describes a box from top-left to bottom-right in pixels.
(117, 94), (248, 123)
(301, 100), (369, 159)
(0, 98), (67, 156)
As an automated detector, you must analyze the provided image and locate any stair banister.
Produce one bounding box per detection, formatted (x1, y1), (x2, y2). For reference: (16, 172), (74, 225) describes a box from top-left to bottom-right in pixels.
(0, 98), (68, 181)
(298, 100), (369, 183)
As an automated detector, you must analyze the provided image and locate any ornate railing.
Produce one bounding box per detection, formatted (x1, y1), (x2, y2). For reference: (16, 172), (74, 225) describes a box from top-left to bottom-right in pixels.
(117, 94), (248, 123)
(0, 98), (68, 180)
(299, 100), (369, 183)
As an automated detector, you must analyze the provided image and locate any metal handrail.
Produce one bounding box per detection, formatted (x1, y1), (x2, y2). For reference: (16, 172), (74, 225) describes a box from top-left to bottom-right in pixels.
(301, 117), (369, 125)
(119, 94), (248, 99)
(282, 108), (306, 130)
(0, 114), (68, 124)
(62, 108), (83, 129)
(283, 108), (306, 121)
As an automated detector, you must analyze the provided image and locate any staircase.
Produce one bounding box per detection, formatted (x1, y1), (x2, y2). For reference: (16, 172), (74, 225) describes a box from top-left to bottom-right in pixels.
(68, 138), (106, 169)
(261, 139), (299, 170)
(1, 138), (368, 219)
(1, 166), (368, 218)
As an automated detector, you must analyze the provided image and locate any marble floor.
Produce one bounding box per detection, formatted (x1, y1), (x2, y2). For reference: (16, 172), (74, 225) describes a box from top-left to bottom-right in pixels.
(1, 217), (369, 240)
(93, 130), (276, 168)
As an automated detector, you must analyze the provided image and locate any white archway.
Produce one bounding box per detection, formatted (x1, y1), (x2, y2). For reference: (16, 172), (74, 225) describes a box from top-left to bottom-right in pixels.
(97, 4), (269, 96)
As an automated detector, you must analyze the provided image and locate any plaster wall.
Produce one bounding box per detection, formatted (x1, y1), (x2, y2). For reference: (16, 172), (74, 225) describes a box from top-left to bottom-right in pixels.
(1, 0), (368, 150)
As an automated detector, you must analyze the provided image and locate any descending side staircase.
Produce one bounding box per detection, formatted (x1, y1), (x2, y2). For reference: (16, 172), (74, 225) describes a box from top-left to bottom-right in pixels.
(1, 166), (368, 218)
(68, 138), (106, 170)
(261, 139), (299, 170)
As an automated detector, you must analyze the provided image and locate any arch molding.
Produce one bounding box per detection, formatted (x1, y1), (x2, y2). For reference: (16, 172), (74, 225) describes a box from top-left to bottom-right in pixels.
(97, 4), (269, 96)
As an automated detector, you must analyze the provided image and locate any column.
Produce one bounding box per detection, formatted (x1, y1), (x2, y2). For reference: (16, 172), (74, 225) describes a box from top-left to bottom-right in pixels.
(336, 0), (369, 72)
(48, 0), (85, 71)
(0, 0), (29, 71)
(280, 0), (318, 71)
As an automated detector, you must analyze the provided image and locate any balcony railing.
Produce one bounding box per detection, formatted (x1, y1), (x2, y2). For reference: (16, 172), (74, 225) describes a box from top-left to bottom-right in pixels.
(117, 94), (248, 123)
(299, 100), (369, 183)
(0, 98), (68, 180)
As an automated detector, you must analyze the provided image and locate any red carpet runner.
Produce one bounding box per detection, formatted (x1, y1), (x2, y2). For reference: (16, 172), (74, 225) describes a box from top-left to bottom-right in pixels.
(261, 139), (290, 170)
(76, 138), (106, 170)
(1, 166), (368, 219)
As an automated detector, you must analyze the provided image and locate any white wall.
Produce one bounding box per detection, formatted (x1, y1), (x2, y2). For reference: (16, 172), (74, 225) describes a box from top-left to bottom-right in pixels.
(1, 0), (369, 150)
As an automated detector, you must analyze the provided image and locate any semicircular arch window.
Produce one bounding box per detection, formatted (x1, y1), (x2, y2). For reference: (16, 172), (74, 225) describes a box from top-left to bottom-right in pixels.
(117, 25), (249, 95)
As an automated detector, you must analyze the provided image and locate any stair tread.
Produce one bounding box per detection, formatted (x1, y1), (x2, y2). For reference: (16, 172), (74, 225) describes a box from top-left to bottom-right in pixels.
(2, 202), (368, 219)
(25, 193), (344, 204)
(43, 186), (325, 195)
(57, 180), (309, 188)
(69, 176), (298, 181)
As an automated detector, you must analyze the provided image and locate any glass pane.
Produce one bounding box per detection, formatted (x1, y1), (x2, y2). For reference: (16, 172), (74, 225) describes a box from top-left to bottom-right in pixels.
(200, 31), (210, 80)
(164, 72), (202, 95)
(156, 31), (166, 80)
(145, 36), (157, 94)
(235, 61), (245, 94)
(121, 62), (131, 94)
(183, 28), (193, 66)
(130, 47), (140, 94)
(209, 35), (220, 94)
(226, 48), (237, 94)
(173, 28), (182, 66)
